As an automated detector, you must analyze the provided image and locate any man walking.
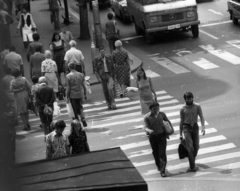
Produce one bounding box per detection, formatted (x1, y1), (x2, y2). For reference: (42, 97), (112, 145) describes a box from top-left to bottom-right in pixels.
(46, 120), (70, 159)
(179, 92), (205, 172)
(93, 46), (116, 110)
(66, 62), (87, 127)
(3, 45), (24, 76)
(64, 40), (85, 75)
(144, 102), (173, 177)
(49, 0), (60, 29)
(36, 76), (56, 137)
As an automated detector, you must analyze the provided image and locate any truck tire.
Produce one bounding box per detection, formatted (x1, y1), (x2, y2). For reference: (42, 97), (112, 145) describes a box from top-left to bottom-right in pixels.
(191, 25), (199, 38)
(121, 12), (126, 23)
(134, 23), (144, 35)
(146, 33), (154, 44)
(232, 14), (238, 25)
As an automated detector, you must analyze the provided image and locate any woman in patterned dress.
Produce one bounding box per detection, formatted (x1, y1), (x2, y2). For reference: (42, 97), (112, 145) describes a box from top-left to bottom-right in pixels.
(68, 119), (90, 155)
(112, 40), (131, 98)
(49, 32), (66, 77)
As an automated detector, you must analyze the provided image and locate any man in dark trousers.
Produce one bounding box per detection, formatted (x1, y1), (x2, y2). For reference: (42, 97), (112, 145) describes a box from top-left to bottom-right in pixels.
(93, 46), (116, 110)
(36, 76), (56, 138)
(179, 92), (205, 172)
(144, 101), (173, 177)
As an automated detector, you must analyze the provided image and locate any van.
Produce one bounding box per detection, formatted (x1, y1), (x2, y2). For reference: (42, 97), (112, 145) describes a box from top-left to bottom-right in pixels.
(228, 0), (240, 25)
(127, 0), (200, 43)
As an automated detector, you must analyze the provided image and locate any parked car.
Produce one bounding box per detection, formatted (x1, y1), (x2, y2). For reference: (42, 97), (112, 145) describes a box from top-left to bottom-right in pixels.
(111, 0), (130, 22)
(228, 0), (240, 25)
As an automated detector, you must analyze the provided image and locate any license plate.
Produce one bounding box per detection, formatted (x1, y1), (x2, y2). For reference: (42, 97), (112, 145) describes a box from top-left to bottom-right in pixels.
(168, 24), (180, 30)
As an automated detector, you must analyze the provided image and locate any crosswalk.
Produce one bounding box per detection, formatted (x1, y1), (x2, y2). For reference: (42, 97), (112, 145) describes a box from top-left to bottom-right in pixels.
(16, 89), (240, 179)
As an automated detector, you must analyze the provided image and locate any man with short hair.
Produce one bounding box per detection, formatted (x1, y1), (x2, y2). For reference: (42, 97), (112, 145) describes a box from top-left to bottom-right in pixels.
(46, 120), (70, 159)
(93, 46), (116, 110)
(49, 0), (60, 29)
(106, 12), (118, 54)
(64, 40), (85, 75)
(144, 101), (173, 177)
(60, 26), (74, 51)
(3, 45), (24, 76)
(179, 92), (205, 172)
(35, 76), (56, 136)
(66, 62), (87, 127)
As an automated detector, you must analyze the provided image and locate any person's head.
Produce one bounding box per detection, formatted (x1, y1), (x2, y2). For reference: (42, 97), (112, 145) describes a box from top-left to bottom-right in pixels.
(68, 62), (76, 71)
(4, 67), (11, 75)
(107, 12), (113, 20)
(38, 76), (47, 84)
(69, 40), (77, 48)
(115, 40), (122, 49)
(21, 5), (28, 14)
(9, 45), (16, 52)
(183, 92), (194, 106)
(61, 26), (67, 34)
(44, 50), (51, 59)
(31, 76), (39, 84)
(137, 67), (147, 81)
(11, 69), (21, 78)
(99, 46), (105, 57)
(51, 32), (60, 42)
(32, 33), (40, 41)
(71, 119), (83, 134)
(149, 101), (160, 116)
(55, 120), (66, 135)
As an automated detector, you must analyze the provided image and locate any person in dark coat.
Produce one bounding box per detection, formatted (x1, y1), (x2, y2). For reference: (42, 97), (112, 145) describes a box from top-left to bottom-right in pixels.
(27, 33), (44, 62)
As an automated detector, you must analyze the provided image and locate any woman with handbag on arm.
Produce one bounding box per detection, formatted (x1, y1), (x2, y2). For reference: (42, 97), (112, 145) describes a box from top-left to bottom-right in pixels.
(127, 67), (157, 115)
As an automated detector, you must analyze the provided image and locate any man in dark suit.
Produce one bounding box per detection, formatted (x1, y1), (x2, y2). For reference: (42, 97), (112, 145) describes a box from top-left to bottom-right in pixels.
(36, 76), (56, 137)
(93, 47), (116, 110)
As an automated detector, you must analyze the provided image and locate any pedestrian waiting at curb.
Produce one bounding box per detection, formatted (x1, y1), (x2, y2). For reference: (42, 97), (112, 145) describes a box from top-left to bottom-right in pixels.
(126, 67), (157, 115)
(64, 40), (85, 75)
(66, 62), (88, 127)
(35, 76), (55, 136)
(46, 120), (70, 159)
(93, 46), (116, 110)
(144, 101), (173, 177)
(68, 119), (90, 155)
(179, 92), (206, 172)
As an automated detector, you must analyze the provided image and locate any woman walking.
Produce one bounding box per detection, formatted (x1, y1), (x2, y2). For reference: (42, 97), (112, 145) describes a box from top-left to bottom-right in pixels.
(41, 50), (59, 96)
(127, 67), (157, 115)
(49, 32), (66, 77)
(16, 5), (36, 48)
(10, 69), (31, 130)
(68, 120), (90, 155)
(112, 40), (131, 98)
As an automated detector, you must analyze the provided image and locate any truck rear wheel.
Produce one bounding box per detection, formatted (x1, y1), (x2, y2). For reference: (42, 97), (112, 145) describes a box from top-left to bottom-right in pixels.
(146, 33), (154, 44)
(134, 23), (144, 35)
(233, 14), (238, 25)
(191, 25), (199, 38)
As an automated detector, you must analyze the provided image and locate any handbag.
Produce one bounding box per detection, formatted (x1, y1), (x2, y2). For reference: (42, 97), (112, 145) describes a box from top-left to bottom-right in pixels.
(43, 105), (53, 116)
(53, 102), (61, 117)
(163, 120), (174, 135)
(178, 139), (188, 159)
(66, 102), (75, 118)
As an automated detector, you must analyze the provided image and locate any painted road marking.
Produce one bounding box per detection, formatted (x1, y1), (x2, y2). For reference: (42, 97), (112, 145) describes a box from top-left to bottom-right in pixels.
(200, 30), (219, 40)
(200, 45), (240, 65)
(226, 39), (240, 49)
(150, 56), (190, 74)
(193, 58), (219, 69)
(200, 20), (232, 28)
(207, 9), (224, 16)
(145, 70), (161, 78)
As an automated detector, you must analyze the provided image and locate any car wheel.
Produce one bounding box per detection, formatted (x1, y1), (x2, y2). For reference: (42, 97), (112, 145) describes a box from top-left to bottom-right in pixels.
(191, 25), (199, 38)
(121, 12), (127, 23)
(135, 22), (144, 35)
(233, 14), (238, 25)
(146, 33), (154, 44)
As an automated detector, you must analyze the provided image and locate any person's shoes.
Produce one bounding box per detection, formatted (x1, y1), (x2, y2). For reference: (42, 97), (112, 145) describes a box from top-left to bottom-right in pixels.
(187, 166), (199, 172)
(160, 171), (166, 177)
(39, 124), (42, 128)
(111, 105), (117, 110)
(157, 166), (160, 171)
(108, 105), (112, 110)
(82, 119), (87, 127)
(120, 93), (123, 98)
(22, 126), (31, 131)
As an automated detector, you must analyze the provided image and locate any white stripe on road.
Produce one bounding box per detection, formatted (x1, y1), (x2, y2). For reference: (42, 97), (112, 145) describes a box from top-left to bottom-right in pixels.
(150, 56), (190, 74)
(143, 151), (240, 176)
(226, 40), (240, 49)
(200, 20), (232, 28)
(200, 45), (240, 65)
(145, 70), (161, 78)
(134, 143), (236, 167)
(193, 58), (219, 69)
(200, 30), (219, 40)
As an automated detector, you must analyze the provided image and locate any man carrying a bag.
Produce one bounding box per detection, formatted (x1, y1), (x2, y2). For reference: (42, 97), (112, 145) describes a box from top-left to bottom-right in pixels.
(36, 76), (56, 138)
(179, 92), (205, 172)
(144, 101), (173, 177)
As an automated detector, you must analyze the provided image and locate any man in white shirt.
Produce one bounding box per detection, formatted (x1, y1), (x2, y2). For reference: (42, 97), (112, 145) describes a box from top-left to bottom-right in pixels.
(64, 40), (85, 75)
(60, 26), (73, 51)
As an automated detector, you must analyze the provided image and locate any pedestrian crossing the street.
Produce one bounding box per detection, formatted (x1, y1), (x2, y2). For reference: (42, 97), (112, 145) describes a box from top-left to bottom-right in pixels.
(16, 90), (240, 179)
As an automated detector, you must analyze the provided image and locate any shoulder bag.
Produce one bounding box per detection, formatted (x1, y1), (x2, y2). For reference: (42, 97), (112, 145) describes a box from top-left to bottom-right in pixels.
(160, 112), (174, 135)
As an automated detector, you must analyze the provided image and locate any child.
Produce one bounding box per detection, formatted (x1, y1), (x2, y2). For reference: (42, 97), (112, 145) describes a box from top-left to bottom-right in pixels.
(31, 76), (40, 116)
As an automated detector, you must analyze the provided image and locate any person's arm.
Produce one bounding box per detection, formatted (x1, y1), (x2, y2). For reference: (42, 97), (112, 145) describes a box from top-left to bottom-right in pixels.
(41, 61), (45, 76)
(179, 109), (184, 138)
(16, 13), (22, 33)
(93, 57), (101, 82)
(144, 115), (153, 135)
(30, 14), (36, 28)
(69, 31), (74, 40)
(198, 105), (205, 135)
(20, 57), (24, 76)
(49, 44), (54, 59)
(35, 89), (45, 106)
(26, 45), (31, 62)
(66, 76), (70, 102)
(82, 74), (87, 100)
(148, 77), (157, 100)
(65, 135), (70, 155)
(46, 136), (52, 159)
(48, 88), (56, 106)
(29, 56), (33, 79)
(81, 60), (85, 75)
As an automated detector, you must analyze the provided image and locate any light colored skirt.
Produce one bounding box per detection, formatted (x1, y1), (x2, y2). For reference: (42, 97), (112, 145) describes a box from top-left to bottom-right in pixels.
(45, 73), (58, 93)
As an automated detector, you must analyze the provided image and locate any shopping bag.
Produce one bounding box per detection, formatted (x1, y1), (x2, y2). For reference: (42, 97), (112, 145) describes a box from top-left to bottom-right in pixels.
(60, 73), (67, 87)
(66, 102), (75, 118)
(85, 76), (91, 94)
(126, 87), (139, 100)
(53, 102), (61, 117)
(163, 121), (174, 135)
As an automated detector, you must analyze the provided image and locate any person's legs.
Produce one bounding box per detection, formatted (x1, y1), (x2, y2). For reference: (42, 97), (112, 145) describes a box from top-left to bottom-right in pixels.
(106, 75), (116, 108)
(101, 78), (111, 107)
(192, 124), (200, 157)
(55, 9), (60, 29)
(108, 39), (114, 54)
(20, 113), (27, 126)
(79, 98), (87, 127)
(149, 136), (160, 169)
(158, 135), (167, 174)
(70, 98), (80, 120)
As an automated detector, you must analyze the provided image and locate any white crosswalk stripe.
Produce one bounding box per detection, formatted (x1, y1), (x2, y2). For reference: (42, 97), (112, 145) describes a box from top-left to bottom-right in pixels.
(17, 89), (240, 179)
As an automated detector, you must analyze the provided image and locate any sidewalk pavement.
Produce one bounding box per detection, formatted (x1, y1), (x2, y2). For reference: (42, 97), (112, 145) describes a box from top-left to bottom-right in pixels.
(9, 0), (142, 85)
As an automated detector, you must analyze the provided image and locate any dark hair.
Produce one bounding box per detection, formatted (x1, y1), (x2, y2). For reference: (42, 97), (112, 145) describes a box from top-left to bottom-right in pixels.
(68, 62), (76, 70)
(183, 92), (194, 100)
(107, 13), (113, 20)
(31, 76), (39, 84)
(32, 33), (40, 41)
(9, 45), (16, 52)
(70, 120), (82, 134)
(11, 69), (21, 78)
(149, 101), (159, 110)
(99, 46), (105, 52)
(51, 32), (60, 42)
(55, 120), (66, 129)
(4, 67), (11, 75)
(136, 67), (147, 81)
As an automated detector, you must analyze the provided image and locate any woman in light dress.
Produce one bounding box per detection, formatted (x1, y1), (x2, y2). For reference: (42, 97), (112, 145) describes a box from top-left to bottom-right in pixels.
(127, 67), (157, 115)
